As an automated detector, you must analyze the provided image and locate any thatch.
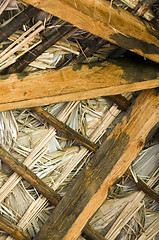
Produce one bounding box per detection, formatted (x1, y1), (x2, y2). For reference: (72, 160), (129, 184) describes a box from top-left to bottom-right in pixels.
(0, 0), (158, 239)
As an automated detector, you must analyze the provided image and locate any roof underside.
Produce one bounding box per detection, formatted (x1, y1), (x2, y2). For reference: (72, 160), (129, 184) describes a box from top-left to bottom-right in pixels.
(0, 1), (158, 240)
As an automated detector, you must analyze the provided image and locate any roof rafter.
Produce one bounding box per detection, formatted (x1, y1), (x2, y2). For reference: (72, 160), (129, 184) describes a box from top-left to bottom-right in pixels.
(33, 89), (159, 240)
(0, 59), (159, 112)
(22, 0), (159, 63)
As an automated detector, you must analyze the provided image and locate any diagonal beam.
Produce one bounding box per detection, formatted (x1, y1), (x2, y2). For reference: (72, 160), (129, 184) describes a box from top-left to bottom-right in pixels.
(22, 0), (159, 63)
(32, 107), (98, 152)
(33, 89), (159, 240)
(0, 215), (31, 240)
(0, 145), (61, 206)
(0, 59), (159, 112)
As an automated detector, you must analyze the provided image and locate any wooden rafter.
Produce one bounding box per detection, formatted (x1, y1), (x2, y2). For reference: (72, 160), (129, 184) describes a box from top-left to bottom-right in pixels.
(0, 215), (31, 240)
(22, 0), (159, 63)
(0, 59), (159, 112)
(32, 107), (98, 152)
(33, 89), (159, 240)
(0, 145), (61, 206)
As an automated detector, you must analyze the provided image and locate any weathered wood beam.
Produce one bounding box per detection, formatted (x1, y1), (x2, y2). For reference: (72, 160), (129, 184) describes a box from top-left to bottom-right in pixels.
(126, 169), (159, 203)
(0, 145), (61, 206)
(82, 224), (106, 240)
(3, 22), (76, 74)
(32, 107), (98, 152)
(0, 215), (31, 240)
(0, 59), (159, 112)
(33, 89), (159, 240)
(0, 146), (103, 239)
(0, 5), (40, 44)
(106, 94), (131, 111)
(22, 0), (159, 63)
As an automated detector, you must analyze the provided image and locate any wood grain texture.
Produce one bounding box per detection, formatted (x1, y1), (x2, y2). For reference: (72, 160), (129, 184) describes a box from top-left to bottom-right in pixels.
(22, 0), (159, 63)
(0, 145), (60, 206)
(0, 216), (31, 240)
(0, 59), (159, 112)
(33, 89), (159, 240)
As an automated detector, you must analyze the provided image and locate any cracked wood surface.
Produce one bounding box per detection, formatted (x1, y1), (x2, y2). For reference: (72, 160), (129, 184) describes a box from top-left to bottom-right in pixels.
(22, 0), (159, 63)
(33, 89), (159, 240)
(0, 59), (159, 112)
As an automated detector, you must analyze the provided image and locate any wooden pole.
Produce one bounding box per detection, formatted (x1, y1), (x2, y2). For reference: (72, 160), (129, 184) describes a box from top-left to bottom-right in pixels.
(33, 89), (159, 240)
(32, 107), (98, 152)
(126, 169), (159, 203)
(0, 215), (31, 240)
(82, 224), (106, 240)
(0, 59), (159, 112)
(0, 5), (40, 44)
(3, 22), (76, 74)
(0, 145), (61, 206)
(21, 0), (159, 63)
(106, 95), (130, 111)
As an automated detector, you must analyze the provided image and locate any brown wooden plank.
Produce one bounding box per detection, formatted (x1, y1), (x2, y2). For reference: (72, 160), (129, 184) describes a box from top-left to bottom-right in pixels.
(0, 59), (159, 112)
(22, 0), (159, 63)
(33, 89), (159, 240)
(0, 145), (60, 206)
(0, 215), (31, 240)
(32, 107), (98, 152)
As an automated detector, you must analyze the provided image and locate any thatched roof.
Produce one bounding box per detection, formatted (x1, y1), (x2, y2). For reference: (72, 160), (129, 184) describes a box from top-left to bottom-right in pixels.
(0, 1), (158, 240)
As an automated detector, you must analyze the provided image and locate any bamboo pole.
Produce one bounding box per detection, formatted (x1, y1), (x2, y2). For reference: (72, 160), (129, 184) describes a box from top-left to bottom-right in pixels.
(82, 224), (106, 240)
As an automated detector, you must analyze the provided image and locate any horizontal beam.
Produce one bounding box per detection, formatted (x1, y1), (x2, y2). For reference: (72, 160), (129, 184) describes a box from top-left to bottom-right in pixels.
(0, 59), (159, 112)
(22, 0), (159, 63)
(33, 89), (159, 240)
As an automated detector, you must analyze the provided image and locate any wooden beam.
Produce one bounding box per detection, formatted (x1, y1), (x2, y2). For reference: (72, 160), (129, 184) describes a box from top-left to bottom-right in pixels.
(33, 89), (159, 240)
(0, 146), (104, 239)
(21, 0), (159, 63)
(106, 94), (131, 111)
(0, 215), (31, 240)
(126, 169), (159, 203)
(0, 145), (61, 206)
(32, 107), (98, 152)
(0, 59), (159, 112)
(82, 224), (106, 240)
(0, 6), (40, 44)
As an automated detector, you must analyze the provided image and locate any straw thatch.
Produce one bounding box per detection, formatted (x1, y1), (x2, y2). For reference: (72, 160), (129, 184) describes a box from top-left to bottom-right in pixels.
(0, 0), (158, 239)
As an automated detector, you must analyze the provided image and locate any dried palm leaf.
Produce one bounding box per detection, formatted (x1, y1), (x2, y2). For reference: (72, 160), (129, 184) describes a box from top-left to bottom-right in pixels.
(0, 111), (18, 150)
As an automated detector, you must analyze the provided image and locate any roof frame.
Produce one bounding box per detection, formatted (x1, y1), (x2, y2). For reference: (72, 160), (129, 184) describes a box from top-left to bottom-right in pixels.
(21, 0), (159, 63)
